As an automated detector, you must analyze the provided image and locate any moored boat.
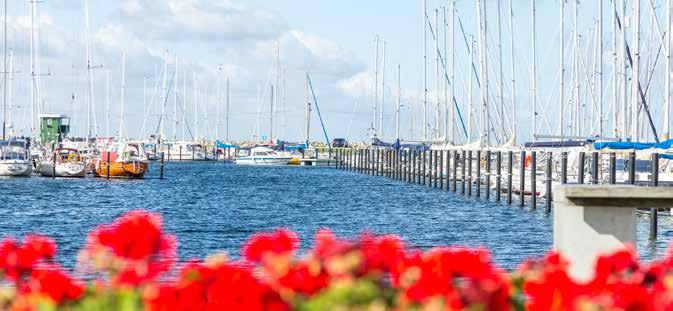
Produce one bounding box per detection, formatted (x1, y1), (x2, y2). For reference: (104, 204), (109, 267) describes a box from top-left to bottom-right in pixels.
(38, 148), (88, 178)
(94, 142), (149, 179)
(0, 140), (32, 177)
(235, 147), (293, 166)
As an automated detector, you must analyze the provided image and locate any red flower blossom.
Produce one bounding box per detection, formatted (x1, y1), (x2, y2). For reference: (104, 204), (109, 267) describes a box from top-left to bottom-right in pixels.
(0, 235), (56, 282)
(20, 264), (84, 305)
(242, 229), (299, 263)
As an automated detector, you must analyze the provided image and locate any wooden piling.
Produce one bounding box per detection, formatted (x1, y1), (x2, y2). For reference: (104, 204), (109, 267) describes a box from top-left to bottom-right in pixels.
(629, 152), (636, 184)
(476, 150), (481, 197)
(496, 151), (502, 202)
(519, 151), (525, 207)
(439, 150), (445, 189)
(106, 151), (111, 180)
(422, 150), (427, 186)
(545, 152), (553, 213)
(52, 152), (57, 179)
(461, 150), (467, 194)
(507, 151), (513, 204)
(467, 150), (473, 196)
(531, 151), (537, 209)
(485, 150), (491, 200)
(561, 152), (568, 184)
(591, 152), (599, 184)
(609, 152), (616, 184)
(159, 152), (165, 180)
(651, 153), (659, 240)
(578, 152), (585, 184)
(452, 150), (458, 192)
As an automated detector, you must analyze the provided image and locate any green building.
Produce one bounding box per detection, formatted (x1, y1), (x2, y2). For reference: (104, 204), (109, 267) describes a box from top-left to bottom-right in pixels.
(40, 114), (70, 144)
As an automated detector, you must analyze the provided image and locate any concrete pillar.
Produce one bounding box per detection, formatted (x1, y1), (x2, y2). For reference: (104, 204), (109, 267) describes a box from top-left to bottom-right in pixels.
(553, 185), (673, 281)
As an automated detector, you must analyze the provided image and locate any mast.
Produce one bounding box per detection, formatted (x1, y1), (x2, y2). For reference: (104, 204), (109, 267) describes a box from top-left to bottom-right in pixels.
(450, 1), (456, 143)
(477, 0), (487, 146)
(270, 84), (274, 143)
(666, 0), (671, 139)
(172, 57), (178, 141)
(256, 81), (261, 144)
(560, 0), (565, 139)
(226, 77), (230, 142)
(305, 75), (311, 149)
(573, 0), (580, 136)
(281, 69), (285, 141)
(84, 0), (95, 143)
(119, 52), (126, 140)
(423, 0), (428, 140)
(632, 0), (640, 140)
(497, 0), (504, 139)
(598, 0), (604, 139)
(469, 35), (474, 142)
(396, 64), (401, 141)
(193, 72), (198, 140)
(29, 0), (35, 140)
(531, 0), (537, 141)
(373, 35), (379, 136)
(105, 71), (109, 137)
(182, 65), (187, 140)
(621, 0), (627, 139)
(509, 0), (516, 143)
(434, 9), (440, 140)
(216, 65), (221, 140)
(6, 48), (11, 137)
(443, 7), (449, 142)
(483, 0), (489, 145)
(160, 50), (168, 139)
(275, 41), (280, 142)
(381, 40), (386, 138)
(2, 0), (6, 140)
(612, 0), (618, 138)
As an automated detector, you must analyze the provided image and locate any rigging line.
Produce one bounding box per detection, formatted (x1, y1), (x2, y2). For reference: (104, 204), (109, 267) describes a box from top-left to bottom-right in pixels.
(154, 70), (176, 136)
(425, 12), (469, 138)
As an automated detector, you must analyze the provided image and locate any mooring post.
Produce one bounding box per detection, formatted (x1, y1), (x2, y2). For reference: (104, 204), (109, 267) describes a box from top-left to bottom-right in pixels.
(591, 152), (599, 184)
(422, 150), (427, 186)
(52, 151), (56, 179)
(476, 150), (482, 197)
(439, 150), (444, 189)
(453, 150), (458, 192)
(561, 152), (568, 184)
(578, 152), (585, 184)
(651, 152), (659, 240)
(531, 151), (537, 209)
(629, 152), (636, 185)
(520, 151), (526, 207)
(159, 152), (165, 180)
(417, 150), (422, 184)
(461, 150), (467, 194)
(467, 150), (473, 196)
(179, 145), (183, 162)
(546, 152), (553, 213)
(507, 151), (513, 204)
(485, 150), (492, 200)
(106, 151), (111, 180)
(610, 152), (616, 184)
(496, 151), (502, 202)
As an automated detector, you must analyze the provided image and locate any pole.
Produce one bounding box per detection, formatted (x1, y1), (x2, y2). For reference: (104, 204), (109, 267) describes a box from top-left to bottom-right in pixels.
(632, 0), (641, 140)
(560, 0), (565, 139)
(373, 36), (379, 136)
(531, 0), (537, 140)
(666, 0), (672, 139)
(423, 0), (428, 140)
(509, 0), (517, 143)
(396, 65), (401, 141)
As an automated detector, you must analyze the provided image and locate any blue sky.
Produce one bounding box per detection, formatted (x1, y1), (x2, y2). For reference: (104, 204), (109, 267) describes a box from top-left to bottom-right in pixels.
(1, 1), (668, 143)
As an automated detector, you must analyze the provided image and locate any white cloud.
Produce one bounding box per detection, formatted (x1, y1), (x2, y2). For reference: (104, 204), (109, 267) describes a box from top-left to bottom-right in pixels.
(337, 71), (373, 98)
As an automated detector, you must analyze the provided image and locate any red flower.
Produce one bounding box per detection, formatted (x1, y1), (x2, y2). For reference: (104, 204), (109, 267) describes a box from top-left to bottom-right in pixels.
(21, 264), (84, 305)
(0, 235), (56, 282)
(242, 229), (299, 263)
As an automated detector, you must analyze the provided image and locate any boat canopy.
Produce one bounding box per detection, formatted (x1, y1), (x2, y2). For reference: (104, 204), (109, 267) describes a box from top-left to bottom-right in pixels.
(216, 141), (237, 149)
(594, 139), (673, 150)
(284, 144), (306, 151)
(525, 140), (591, 148)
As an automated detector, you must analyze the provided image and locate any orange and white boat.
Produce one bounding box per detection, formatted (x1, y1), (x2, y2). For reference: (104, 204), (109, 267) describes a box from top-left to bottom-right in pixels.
(95, 142), (149, 179)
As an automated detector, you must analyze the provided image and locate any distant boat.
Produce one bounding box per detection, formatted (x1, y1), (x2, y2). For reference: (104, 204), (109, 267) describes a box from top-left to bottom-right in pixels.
(235, 146), (292, 166)
(94, 142), (149, 179)
(164, 141), (207, 161)
(37, 148), (88, 178)
(0, 140), (32, 177)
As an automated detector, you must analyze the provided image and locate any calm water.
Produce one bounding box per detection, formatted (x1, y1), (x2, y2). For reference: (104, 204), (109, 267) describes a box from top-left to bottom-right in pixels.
(0, 162), (671, 270)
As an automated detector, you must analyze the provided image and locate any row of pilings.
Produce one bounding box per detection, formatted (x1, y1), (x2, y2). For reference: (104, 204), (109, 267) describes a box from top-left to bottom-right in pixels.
(334, 147), (662, 240)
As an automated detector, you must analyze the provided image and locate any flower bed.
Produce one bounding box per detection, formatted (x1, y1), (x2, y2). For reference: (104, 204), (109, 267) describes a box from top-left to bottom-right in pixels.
(0, 210), (671, 310)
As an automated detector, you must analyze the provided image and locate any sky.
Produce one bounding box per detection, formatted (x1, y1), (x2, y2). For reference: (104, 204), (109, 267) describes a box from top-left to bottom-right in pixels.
(0, 0), (669, 144)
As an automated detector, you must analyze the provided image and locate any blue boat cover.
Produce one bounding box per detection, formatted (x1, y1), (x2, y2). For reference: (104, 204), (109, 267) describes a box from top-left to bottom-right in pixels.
(216, 141), (238, 149)
(594, 139), (673, 150)
(284, 144), (307, 151)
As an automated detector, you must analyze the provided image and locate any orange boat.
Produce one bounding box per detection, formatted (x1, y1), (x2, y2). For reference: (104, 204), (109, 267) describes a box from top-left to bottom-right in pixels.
(95, 142), (149, 179)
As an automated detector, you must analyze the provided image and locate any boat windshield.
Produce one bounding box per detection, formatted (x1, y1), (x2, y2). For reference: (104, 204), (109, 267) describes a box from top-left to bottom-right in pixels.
(0, 141), (28, 160)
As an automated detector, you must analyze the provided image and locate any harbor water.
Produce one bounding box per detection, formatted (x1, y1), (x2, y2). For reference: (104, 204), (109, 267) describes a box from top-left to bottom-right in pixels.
(0, 162), (671, 270)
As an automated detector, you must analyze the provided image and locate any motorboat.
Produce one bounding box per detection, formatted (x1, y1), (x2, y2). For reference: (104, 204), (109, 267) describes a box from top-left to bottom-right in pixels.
(37, 148), (88, 178)
(0, 140), (32, 177)
(94, 142), (149, 179)
(163, 141), (208, 161)
(235, 146), (293, 166)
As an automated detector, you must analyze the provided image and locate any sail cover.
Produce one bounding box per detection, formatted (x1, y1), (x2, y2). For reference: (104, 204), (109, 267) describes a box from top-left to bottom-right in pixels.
(594, 139), (673, 150)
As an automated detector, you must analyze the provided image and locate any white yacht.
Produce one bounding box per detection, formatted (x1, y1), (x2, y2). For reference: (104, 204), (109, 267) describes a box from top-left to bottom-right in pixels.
(164, 141), (207, 161)
(37, 148), (88, 178)
(0, 140), (32, 177)
(235, 147), (293, 166)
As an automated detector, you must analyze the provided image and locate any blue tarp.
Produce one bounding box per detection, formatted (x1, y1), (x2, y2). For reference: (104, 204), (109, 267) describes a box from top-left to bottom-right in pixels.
(284, 144), (307, 151)
(594, 139), (673, 150)
(216, 141), (237, 149)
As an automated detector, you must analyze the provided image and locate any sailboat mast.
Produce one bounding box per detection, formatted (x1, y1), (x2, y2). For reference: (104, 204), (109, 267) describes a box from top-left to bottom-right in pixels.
(497, 0), (504, 139)
(373, 35), (379, 136)
(469, 35), (474, 142)
(509, 0), (516, 143)
(434, 9), (440, 140)
(381, 40), (386, 138)
(6, 48), (11, 137)
(620, 0), (627, 139)
(226, 77), (230, 142)
(598, 0), (604, 139)
(256, 81), (261, 144)
(216, 65), (221, 140)
(160, 50), (168, 139)
(396, 64), (401, 141)
(531, 0), (537, 141)
(182, 65), (187, 140)
(270, 84), (274, 143)
(422, 0), (428, 140)
(2, 0), (6, 140)
(105, 71), (109, 137)
(451, 1), (456, 144)
(172, 57), (178, 141)
(119, 52), (126, 140)
(29, 0), (35, 140)
(193, 72), (198, 140)
(275, 42), (280, 142)
(560, 0), (565, 139)
(84, 0), (95, 143)
(666, 0), (671, 139)
(632, 0), (640, 140)
(305, 75), (311, 149)
(281, 69), (285, 141)
(573, 0), (580, 136)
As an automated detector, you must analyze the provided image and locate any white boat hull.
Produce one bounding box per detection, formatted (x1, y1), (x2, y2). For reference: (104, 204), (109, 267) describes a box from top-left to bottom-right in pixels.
(38, 162), (87, 178)
(235, 157), (291, 166)
(0, 160), (32, 177)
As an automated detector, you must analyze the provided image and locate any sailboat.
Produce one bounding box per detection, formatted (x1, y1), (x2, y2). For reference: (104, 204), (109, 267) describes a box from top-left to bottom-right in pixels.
(37, 148), (88, 177)
(94, 52), (149, 179)
(0, 139), (32, 177)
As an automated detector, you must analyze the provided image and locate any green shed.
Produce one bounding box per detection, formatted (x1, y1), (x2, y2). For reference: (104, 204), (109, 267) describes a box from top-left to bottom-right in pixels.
(39, 114), (70, 144)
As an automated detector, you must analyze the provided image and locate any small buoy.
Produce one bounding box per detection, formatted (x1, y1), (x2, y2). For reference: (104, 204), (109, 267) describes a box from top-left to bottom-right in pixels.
(287, 157), (301, 165)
